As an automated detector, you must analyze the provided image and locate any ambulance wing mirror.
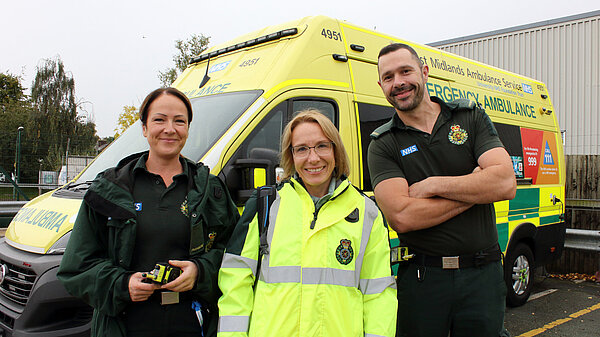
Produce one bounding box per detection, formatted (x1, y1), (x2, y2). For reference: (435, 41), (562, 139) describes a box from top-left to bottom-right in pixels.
(226, 148), (280, 204)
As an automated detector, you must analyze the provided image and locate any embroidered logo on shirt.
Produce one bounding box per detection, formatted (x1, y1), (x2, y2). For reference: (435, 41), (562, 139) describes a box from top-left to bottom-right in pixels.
(401, 145), (419, 157)
(448, 124), (468, 145)
(206, 232), (217, 252)
(180, 196), (189, 217)
(134, 203), (142, 211)
(336, 239), (354, 265)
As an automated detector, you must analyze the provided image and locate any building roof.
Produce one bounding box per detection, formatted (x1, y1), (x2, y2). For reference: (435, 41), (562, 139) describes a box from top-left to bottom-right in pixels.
(428, 10), (600, 47)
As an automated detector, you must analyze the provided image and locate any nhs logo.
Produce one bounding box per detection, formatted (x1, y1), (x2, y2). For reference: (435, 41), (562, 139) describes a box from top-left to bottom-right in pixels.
(401, 145), (418, 157)
(522, 83), (533, 94)
(208, 60), (231, 74)
(543, 142), (554, 165)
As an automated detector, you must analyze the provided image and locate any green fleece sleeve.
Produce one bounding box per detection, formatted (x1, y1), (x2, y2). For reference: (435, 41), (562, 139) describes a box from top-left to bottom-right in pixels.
(57, 201), (132, 316)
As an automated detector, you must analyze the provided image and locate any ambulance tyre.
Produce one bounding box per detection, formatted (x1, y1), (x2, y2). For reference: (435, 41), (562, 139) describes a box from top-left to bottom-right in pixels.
(504, 243), (534, 307)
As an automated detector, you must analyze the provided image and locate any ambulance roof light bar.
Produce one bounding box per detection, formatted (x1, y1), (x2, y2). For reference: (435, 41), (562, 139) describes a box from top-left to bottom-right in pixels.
(190, 28), (298, 65)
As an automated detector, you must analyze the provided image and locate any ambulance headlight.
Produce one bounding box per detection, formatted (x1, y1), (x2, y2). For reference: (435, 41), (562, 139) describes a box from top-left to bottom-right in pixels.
(47, 231), (72, 255)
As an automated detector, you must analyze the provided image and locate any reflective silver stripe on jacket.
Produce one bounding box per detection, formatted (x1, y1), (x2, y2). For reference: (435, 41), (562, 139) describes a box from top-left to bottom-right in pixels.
(365, 333), (387, 337)
(260, 265), (301, 283)
(302, 267), (356, 287)
(258, 193), (386, 292)
(221, 253), (258, 276)
(258, 192), (280, 282)
(218, 315), (250, 333)
(354, 197), (378, 287)
(359, 276), (397, 294)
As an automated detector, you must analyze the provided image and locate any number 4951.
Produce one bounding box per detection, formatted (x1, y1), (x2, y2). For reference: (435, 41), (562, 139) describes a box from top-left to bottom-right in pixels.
(321, 29), (342, 42)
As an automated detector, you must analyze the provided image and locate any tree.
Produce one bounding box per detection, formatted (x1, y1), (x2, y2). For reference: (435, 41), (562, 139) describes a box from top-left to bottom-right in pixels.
(0, 73), (35, 181)
(30, 56), (98, 172)
(114, 105), (138, 137)
(158, 34), (210, 87)
(0, 73), (26, 107)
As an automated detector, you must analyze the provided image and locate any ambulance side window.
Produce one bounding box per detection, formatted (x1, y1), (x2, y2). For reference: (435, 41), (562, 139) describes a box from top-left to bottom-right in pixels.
(494, 123), (527, 182)
(245, 107), (285, 157)
(242, 98), (337, 158)
(357, 102), (396, 191)
(292, 100), (336, 125)
(494, 123), (523, 158)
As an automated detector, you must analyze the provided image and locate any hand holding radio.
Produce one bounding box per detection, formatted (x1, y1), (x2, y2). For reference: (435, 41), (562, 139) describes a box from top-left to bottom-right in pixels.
(141, 262), (183, 284)
(159, 260), (198, 292)
(128, 272), (160, 302)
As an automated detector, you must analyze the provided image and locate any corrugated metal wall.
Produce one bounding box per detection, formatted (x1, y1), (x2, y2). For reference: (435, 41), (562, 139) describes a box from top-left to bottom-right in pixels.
(430, 11), (600, 155)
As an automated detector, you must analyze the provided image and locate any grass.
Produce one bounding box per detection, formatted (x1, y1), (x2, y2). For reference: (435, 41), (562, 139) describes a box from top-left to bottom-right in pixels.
(0, 187), (56, 202)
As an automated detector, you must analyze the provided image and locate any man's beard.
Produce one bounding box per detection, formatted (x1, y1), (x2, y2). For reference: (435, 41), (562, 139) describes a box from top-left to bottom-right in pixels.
(388, 83), (424, 112)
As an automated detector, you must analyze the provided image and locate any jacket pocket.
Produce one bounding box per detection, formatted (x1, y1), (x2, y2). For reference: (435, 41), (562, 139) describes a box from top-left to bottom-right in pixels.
(190, 213), (206, 254)
(106, 218), (134, 268)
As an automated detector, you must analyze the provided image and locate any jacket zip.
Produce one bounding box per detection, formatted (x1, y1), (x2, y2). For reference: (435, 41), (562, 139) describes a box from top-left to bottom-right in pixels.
(309, 184), (350, 229)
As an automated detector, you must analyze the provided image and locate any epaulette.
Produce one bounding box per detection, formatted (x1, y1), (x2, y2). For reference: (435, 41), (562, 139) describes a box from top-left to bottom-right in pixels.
(370, 119), (395, 139)
(446, 98), (481, 112)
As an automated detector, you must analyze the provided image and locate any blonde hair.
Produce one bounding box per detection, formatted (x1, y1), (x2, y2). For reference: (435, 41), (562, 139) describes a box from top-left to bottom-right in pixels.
(280, 109), (350, 180)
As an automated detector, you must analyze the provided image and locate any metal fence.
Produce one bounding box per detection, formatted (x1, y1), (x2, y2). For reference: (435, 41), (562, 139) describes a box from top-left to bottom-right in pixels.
(548, 155), (600, 275)
(0, 183), (60, 201)
(565, 228), (600, 252)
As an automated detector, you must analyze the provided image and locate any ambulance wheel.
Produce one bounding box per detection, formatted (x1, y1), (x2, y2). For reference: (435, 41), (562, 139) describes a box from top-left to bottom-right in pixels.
(505, 243), (534, 307)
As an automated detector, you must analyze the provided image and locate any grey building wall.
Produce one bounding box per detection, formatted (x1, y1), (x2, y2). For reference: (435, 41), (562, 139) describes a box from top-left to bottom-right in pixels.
(429, 11), (600, 155)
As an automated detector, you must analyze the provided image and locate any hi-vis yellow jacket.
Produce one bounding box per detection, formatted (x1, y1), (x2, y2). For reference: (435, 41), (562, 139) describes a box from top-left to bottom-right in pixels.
(217, 178), (397, 337)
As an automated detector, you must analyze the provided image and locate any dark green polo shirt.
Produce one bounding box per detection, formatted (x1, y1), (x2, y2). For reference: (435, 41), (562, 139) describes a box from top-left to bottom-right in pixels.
(125, 155), (202, 335)
(131, 154), (191, 272)
(368, 97), (504, 256)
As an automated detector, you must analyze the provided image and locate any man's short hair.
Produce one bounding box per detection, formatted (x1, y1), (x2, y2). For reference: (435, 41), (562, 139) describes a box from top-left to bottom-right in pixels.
(378, 43), (423, 68)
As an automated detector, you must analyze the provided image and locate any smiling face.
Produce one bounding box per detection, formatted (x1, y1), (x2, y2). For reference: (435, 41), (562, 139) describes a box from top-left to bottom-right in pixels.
(378, 48), (429, 113)
(142, 93), (189, 161)
(291, 122), (336, 198)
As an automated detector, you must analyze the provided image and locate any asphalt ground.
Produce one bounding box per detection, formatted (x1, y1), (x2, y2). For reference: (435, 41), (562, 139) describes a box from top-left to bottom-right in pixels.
(0, 227), (596, 336)
(504, 270), (600, 337)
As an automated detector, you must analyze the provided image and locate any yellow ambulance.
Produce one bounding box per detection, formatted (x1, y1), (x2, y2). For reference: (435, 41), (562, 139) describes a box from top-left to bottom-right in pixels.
(0, 15), (564, 335)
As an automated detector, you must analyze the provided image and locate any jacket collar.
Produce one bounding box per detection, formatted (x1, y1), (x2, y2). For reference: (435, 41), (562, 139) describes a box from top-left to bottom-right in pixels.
(288, 176), (350, 201)
(85, 151), (208, 220)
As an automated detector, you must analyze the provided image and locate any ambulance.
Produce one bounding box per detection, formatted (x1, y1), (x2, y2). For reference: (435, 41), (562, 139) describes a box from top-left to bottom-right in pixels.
(0, 15), (564, 335)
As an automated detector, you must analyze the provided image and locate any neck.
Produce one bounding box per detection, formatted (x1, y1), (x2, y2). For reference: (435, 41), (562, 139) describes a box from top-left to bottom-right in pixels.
(396, 96), (440, 134)
(305, 177), (333, 198)
(145, 153), (183, 186)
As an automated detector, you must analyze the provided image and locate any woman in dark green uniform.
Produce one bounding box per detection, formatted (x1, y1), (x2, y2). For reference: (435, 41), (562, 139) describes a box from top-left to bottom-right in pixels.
(58, 87), (239, 337)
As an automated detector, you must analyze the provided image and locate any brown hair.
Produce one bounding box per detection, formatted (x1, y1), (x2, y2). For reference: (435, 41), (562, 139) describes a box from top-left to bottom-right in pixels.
(378, 43), (423, 70)
(280, 109), (350, 180)
(139, 87), (193, 125)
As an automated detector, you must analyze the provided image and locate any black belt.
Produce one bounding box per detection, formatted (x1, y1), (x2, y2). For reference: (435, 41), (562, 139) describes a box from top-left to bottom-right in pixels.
(409, 245), (502, 269)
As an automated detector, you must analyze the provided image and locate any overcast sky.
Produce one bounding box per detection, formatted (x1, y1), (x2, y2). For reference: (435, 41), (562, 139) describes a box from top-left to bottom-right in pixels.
(2, 0), (598, 137)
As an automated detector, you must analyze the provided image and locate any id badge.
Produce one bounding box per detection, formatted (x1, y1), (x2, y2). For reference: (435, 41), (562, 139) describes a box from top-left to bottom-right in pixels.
(161, 291), (179, 305)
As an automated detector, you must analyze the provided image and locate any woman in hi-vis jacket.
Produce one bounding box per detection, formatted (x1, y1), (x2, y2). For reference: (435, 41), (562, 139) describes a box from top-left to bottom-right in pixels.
(217, 109), (397, 337)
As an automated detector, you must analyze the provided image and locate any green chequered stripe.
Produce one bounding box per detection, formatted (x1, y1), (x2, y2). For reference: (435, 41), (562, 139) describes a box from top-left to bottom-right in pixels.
(496, 222), (509, 251)
(389, 237), (400, 248)
(508, 188), (539, 216)
(540, 214), (561, 225)
(508, 212), (540, 222)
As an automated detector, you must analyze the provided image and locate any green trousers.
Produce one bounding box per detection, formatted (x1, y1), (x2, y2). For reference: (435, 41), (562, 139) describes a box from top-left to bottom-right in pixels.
(396, 260), (507, 337)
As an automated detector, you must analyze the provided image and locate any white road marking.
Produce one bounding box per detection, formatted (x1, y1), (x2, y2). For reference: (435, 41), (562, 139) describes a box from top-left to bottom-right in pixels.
(527, 288), (558, 302)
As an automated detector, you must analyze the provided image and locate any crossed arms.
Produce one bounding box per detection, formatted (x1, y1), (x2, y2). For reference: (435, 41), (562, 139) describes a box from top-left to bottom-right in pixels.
(374, 147), (517, 233)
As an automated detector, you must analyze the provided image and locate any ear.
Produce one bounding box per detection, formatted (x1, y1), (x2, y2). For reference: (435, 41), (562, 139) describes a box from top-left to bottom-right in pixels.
(142, 123), (148, 138)
(377, 80), (382, 89)
(422, 64), (429, 82)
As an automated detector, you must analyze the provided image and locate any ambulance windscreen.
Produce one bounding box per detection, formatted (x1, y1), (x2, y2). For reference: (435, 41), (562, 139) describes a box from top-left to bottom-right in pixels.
(73, 90), (261, 185)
